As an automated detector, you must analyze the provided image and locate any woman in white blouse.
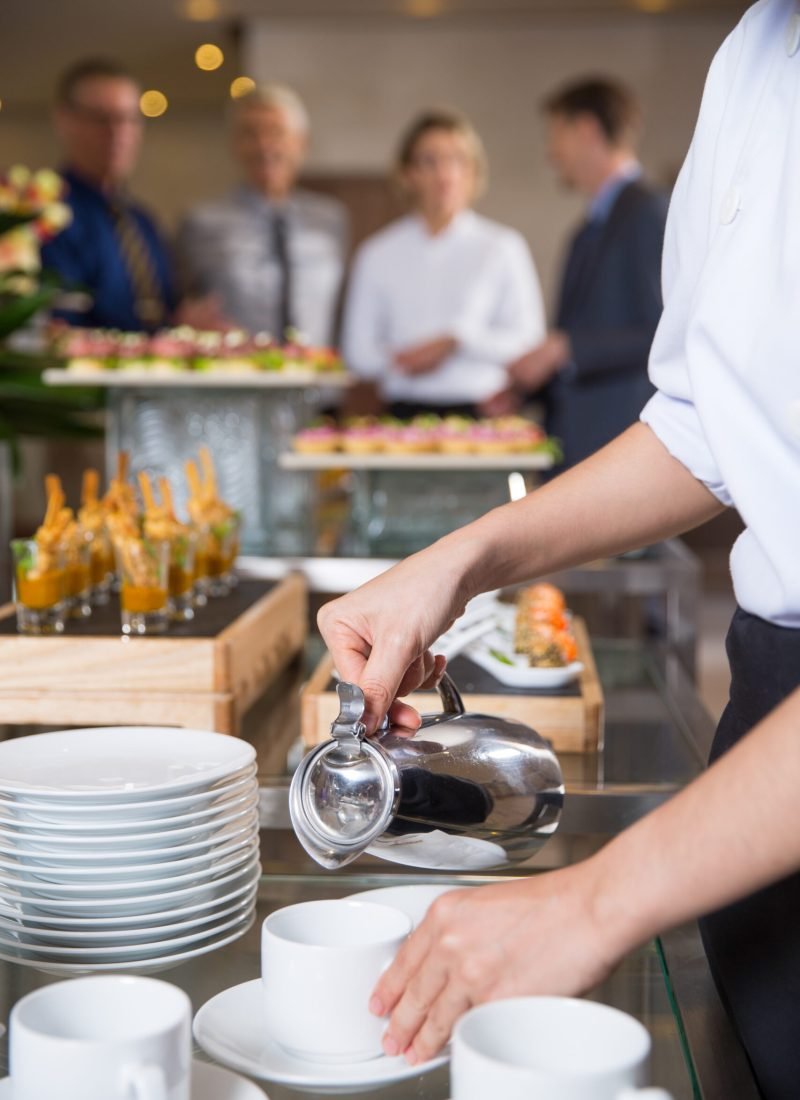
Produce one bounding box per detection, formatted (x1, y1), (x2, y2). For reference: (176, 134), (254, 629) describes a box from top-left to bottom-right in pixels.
(342, 109), (545, 418)
(321, 3), (800, 1095)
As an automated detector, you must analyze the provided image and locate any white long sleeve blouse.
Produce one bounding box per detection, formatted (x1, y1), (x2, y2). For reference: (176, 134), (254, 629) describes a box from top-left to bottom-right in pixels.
(342, 210), (546, 405)
(641, 0), (800, 627)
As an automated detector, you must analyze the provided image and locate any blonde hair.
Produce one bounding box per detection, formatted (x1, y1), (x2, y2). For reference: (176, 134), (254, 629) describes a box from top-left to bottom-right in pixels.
(394, 108), (488, 199)
(231, 82), (310, 133)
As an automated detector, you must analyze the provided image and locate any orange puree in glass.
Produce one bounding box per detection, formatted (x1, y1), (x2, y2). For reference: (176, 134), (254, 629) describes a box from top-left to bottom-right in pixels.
(121, 583), (167, 613)
(17, 570), (65, 609)
(168, 565), (193, 596)
(65, 562), (90, 598)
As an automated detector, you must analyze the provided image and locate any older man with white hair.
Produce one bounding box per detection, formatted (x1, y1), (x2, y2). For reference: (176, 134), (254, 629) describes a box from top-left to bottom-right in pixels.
(178, 83), (348, 345)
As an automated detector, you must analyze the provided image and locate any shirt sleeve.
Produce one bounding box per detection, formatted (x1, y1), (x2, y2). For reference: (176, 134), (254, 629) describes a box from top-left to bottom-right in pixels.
(341, 243), (391, 380)
(639, 22), (743, 507)
(450, 231), (546, 364)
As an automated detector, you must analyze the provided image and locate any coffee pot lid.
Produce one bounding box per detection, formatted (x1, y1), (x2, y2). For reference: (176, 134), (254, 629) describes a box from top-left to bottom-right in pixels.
(289, 682), (401, 870)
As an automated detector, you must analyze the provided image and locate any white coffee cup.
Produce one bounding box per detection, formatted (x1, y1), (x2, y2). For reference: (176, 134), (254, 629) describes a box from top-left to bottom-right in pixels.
(9, 975), (191, 1100)
(452, 996), (674, 1100)
(261, 898), (412, 1063)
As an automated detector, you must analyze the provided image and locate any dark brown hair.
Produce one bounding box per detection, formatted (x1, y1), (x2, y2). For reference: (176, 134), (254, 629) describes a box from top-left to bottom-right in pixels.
(543, 78), (641, 147)
(394, 108), (488, 195)
(56, 59), (138, 106)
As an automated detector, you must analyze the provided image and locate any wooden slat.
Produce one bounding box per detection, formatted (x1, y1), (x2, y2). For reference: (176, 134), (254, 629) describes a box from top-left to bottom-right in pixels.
(216, 572), (308, 715)
(0, 690), (235, 733)
(0, 634), (215, 693)
(0, 575), (308, 736)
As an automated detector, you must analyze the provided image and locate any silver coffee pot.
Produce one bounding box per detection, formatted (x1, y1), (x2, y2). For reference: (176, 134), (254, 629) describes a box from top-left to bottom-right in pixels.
(290, 673), (564, 871)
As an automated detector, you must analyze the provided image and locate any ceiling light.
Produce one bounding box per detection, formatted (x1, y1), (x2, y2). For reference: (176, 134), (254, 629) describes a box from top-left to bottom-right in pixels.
(140, 90), (168, 118)
(195, 43), (224, 71)
(405, 0), (446, 17)
(634, 0), (671, 11)
(183, 0), (220, 20)
(230, 76), (256, 99)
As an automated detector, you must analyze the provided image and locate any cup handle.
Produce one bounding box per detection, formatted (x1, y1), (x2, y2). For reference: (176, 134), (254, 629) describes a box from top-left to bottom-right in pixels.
(121, 1063), (169, 1100)
(617, 1090), (673, 1100)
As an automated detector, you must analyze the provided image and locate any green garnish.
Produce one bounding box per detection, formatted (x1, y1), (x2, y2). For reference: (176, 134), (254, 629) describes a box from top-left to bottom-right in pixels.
(489, 648), (514, 666)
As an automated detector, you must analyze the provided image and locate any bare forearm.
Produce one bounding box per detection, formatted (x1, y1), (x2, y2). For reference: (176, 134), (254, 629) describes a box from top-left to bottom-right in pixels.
(592, 687), (800, 958)
(436, 422), (724, 600)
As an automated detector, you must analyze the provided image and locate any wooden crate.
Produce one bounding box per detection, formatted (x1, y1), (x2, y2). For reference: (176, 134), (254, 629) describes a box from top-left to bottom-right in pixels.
(0, 575), (307, 735)
(301, 617), (603, 754)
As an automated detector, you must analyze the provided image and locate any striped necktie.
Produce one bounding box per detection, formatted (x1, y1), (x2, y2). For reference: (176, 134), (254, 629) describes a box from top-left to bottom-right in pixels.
(108, 197), (166, 331)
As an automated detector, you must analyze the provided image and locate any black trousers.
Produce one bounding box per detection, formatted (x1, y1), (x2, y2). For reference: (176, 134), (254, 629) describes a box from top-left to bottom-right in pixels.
(699, 607), (800, 1100)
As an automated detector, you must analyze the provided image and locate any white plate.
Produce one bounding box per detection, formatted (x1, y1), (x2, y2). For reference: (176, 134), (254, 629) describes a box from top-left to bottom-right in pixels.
(0, 767), (257, 822)
(1, 810), (259, 866)
(0, 791), (259, 842)
(193, 980), (448, 1094)
(44, 366), (352, 390)
(7, 853), (261, 917)
(0, 905), (254, 960)
(464, 634), (583, 689)
(0, 867), (259, 929)
(0, 838), (259, 897)
(0, 883), (258, 944)
(0, 728), (254, 801)
(343, 884), (461, 929)
(0, 826), (258, 884)
(0, 1058), (269, 1100)
(0, 912), (256, 975)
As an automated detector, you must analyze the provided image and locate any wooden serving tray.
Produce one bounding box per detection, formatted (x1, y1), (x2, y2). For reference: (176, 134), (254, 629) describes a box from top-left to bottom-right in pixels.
(301, 617), (603, 754)
(0, 576), (307, 735)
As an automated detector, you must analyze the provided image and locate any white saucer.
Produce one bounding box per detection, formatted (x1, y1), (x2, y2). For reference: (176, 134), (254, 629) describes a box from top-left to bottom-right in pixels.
(194, 979), (448, 1094)
(0, 867), (259, 929)
(0, 911), (255, 974)
(343, 884), (462, 928)
(0, 1058), (269, 1099)
(0, 727), (255, 801)
(0, 791), (259, 840)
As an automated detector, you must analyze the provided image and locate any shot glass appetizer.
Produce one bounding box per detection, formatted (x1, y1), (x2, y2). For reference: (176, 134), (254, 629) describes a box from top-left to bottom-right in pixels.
(36, 474), (92, 621)
(139, 473), (198, 622)
(186, 447), (240, 598)
(115, 536), (170, 635)
(11, 538), (67, 635)
(78, 469), (114, 604)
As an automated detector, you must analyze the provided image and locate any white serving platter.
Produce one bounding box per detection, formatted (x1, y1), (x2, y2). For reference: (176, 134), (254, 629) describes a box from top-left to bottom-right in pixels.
(279, 450), (553, 471)
(44, 368), (353, 389)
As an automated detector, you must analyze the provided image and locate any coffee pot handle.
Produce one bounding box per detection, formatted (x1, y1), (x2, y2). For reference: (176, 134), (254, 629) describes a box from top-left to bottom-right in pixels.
(418, 671), (465, 728)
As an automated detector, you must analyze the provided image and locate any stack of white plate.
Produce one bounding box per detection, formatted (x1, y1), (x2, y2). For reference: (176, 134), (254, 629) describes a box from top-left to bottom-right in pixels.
(0, 727), (260, 973)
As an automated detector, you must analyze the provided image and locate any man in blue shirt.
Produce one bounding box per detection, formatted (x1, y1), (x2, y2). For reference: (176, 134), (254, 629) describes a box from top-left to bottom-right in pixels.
(42, 58), (176, 332)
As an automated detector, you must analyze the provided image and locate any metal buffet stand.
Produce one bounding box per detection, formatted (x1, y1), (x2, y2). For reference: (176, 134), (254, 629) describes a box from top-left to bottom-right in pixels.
(43, 369), (353, 557)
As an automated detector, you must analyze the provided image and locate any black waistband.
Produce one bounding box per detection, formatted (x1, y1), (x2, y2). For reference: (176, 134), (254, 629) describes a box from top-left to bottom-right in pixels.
(712, 606), (800, 762)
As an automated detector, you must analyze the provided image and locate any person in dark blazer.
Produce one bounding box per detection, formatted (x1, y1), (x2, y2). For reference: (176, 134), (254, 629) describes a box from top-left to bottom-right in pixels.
(492, 78), (668, 468)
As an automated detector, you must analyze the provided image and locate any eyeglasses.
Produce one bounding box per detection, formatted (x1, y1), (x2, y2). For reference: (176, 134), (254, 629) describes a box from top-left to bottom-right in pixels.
(65, 102), (143, 129)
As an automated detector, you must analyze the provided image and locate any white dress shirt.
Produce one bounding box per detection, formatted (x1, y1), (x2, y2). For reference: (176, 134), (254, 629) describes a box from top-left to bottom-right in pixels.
(641, 0), (800, 629)
(342, 210), (545, 405)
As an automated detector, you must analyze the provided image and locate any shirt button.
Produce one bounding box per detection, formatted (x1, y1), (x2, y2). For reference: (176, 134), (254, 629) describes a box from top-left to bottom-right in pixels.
(786, 12), (800, 56)
(788, 400), (800, 442)
(720, 187), (741, 225)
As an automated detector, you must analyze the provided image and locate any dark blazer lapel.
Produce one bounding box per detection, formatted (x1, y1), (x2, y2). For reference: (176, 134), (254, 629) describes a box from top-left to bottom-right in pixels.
(557, 181), (641, 324)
